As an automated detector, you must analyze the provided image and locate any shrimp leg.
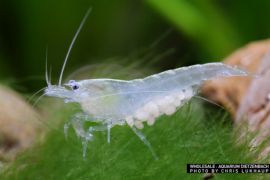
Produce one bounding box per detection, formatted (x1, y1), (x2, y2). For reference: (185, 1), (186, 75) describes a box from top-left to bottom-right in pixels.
(65, 113), (113, 157)
(88, 121), (113, 143)
(131, 126), (158, 160)
(83, 124), (113, 157)
(66, 114), (92, 158)
(64, 113), (101, 139)
(68, 113), (99, 158)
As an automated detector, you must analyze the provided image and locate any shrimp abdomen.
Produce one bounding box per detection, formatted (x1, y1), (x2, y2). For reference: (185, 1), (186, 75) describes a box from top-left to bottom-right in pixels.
(140, 63), (247, 90)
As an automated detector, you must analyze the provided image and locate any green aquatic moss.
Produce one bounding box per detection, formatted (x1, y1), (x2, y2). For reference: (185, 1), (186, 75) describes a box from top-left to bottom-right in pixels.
(0, 100), (264, 180)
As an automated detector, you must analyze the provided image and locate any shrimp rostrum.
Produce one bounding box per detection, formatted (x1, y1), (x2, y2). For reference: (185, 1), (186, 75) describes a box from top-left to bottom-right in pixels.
(44, 9), (249, 158)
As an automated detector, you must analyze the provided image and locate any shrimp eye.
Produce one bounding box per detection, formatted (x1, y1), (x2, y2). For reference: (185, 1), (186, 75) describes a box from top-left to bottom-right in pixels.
(66, 80), (79, 90)
(72, 84), (79, 90)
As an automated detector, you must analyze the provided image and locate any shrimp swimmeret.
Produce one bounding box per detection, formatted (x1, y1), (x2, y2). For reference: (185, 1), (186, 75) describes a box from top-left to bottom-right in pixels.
(43, 9), (249, 158)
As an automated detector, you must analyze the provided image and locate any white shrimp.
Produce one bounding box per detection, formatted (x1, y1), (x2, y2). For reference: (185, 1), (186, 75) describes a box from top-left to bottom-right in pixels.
(44, 9), (249, 159)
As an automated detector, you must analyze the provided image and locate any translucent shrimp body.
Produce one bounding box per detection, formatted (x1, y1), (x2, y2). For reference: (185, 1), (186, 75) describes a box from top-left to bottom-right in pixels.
(67, 63), (247, 129)
(45, 62), (248, 158)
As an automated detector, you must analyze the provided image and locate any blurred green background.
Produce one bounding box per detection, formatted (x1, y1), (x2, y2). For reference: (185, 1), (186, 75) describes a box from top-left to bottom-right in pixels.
(1, 1), (270, 179)
(0, 0), (270, 91)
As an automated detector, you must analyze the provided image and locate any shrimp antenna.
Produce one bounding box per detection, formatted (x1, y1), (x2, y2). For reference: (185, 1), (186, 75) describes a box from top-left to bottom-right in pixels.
(49, 66), (52, 85)
(45, 46), (51, 87)
(58, 8), (92, 85)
